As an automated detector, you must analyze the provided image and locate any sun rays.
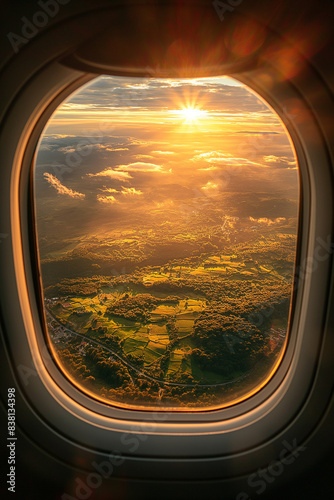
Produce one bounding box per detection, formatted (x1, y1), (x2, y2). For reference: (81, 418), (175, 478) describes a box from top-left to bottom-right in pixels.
(175, 106), (209, 123)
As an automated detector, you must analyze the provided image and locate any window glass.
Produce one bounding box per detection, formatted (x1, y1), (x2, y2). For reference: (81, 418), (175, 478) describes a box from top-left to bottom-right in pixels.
(33, 75), (299, 410)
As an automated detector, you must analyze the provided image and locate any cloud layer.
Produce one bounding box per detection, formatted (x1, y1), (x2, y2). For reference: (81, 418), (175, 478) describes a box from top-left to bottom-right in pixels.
(35, 75), (299, 223)
(43, 173), (85, 199)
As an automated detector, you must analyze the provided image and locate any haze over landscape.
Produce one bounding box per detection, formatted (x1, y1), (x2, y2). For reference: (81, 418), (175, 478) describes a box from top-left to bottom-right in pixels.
(34, 75), (298, 409)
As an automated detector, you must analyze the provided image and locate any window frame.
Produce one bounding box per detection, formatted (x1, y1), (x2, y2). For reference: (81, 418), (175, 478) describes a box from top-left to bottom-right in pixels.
(0, 3), (333, 481)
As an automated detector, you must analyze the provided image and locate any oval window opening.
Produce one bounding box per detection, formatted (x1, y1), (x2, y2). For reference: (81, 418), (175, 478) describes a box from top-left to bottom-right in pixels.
(33, 75), (299, 411)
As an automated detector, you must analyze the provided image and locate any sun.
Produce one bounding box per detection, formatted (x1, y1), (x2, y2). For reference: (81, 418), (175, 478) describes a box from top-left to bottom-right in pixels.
(179, 106), (207, 122)
(172, 106), (208, 123)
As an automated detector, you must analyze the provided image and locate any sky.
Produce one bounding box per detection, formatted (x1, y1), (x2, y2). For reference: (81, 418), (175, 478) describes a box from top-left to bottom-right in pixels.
(34, 75), (298, 232)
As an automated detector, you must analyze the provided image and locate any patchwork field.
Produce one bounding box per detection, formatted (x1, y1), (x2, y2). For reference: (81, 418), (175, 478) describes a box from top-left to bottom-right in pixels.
(47, 226), (294, 404)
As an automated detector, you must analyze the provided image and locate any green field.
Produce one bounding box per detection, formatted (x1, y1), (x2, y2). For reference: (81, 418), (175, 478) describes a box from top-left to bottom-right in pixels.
(48, 237), (292, 385)
(46, 227), (294, 407)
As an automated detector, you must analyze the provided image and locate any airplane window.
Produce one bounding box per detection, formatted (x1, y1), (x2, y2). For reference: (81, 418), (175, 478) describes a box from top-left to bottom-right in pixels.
(32, 75), (299, 410)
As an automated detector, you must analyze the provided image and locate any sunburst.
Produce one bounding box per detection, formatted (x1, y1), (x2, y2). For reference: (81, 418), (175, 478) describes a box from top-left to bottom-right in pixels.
(179, 107), (207, 122)
(173, 106), (208, 124)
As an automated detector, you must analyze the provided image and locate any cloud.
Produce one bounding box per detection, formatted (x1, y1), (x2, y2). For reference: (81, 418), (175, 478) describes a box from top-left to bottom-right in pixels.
(99, 187), (118, 194)
(154, 200), (174, 208)
(115, 162), (164, 173)
(64, 75), (269, 116)
(43, 173), (85, 199)
(193, 151), (263, 168)
(249, 216), (286, 225)
(135, 154), (154, 160)
(151, 150), (174, 155)
(193, 151), (228, 162)
(97, 186), (143, 198)
(212, 157), (261, 167)
(61, 102), (93, 110)
(103, 147), (129, 152)
(263, 155), (296, 166)
(236, 131), (280, 135)
(58, 146), (77, 153)
(87, 169), (132, 181)
(201, 181), (220, 194)
(198, 166), (219, 171)
(97, 194), (118, 204)
(120, 187), (143, 196)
